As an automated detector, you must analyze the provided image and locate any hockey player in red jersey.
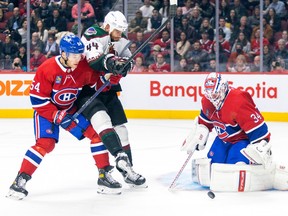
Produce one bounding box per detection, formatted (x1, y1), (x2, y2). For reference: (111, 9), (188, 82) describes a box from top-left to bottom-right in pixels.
(180, 72), (282, 192)
(6, 34), (134, 200)
(78, 10), (147, 188)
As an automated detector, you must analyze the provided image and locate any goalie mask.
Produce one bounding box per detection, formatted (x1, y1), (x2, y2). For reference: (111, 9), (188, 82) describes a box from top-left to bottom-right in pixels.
(204, 72), (228, 110)
(103, 11), (128, 34)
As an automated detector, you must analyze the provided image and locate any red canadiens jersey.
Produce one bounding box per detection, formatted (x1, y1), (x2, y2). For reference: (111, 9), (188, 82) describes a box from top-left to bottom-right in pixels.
(29, 56), (100, 122)
(198, 88), (270, 144)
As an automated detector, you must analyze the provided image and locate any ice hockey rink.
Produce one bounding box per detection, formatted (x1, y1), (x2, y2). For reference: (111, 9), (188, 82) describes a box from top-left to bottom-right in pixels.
(0, 118), (288, 216)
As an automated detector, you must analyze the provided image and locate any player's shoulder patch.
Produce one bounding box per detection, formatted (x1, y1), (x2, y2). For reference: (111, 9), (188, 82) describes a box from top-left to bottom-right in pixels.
(86, 27), (97, 35)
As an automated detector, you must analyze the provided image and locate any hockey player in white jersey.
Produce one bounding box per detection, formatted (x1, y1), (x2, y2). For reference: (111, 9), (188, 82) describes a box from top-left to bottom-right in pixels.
(77, 11), (147, 192)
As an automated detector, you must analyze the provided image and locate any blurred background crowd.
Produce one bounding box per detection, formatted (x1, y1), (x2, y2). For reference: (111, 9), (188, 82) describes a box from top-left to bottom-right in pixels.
(0, 0), (288, 73)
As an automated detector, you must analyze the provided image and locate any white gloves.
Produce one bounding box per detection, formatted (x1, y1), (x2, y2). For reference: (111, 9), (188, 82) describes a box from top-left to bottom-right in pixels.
(181, 118), (209, 153)
(241, 140), (272, 168)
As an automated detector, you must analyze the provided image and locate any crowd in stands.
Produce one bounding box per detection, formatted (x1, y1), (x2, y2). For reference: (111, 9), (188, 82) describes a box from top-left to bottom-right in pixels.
(1, 0), (288, 73)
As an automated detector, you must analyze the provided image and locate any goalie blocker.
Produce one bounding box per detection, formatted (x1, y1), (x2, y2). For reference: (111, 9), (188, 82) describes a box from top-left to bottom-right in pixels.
(192, 158), (288, 191)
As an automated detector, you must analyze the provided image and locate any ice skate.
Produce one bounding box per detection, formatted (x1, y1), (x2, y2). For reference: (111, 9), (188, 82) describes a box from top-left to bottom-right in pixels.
(116, 152), (147, 188)
(97, 165), (122, 195)
(6, 172), (31, 200)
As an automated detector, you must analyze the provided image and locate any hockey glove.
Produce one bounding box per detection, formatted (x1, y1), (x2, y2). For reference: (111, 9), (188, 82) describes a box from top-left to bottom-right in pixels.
(53, 110), (77, 130)
(181, 117), (209, 153)
(104, 54), (133, 76)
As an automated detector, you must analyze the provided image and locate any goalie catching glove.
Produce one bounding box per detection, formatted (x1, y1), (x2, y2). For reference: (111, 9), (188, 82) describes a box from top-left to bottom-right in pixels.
(104, 54), (133, 76)
(181, 117), (209, 152)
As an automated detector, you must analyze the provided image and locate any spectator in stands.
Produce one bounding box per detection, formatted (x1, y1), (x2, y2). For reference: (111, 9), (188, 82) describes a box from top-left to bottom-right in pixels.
(249, 28), (270, 60)
(35, 19), (48, 43)
(139, 0), (154, 18)
(217, 28), (231, 57)
(0, 39), (4, 60)
(274, 30), (288, 50)
(36, 0), (50, 21)
(181, 0), (194, 15)
(175, 16), (197, 43)
(225, 9), (239, 33)
(230, 15), (252, 46)
(191, 62), (203, 72)
(219, 17), (231, 41)
(145, 8), (164, 33)
(153, 28), (175, 60)
(134, 31), (151, 59)
(231, 31), (251, 54)
(148, 52), (171, 72)
(205, 58), (217, 72)
(173, 6), (183, 29)
(207, 42), (228, 72)
(2, 34), (18, 60)
(16, 45), (27, 69)
(71, 0), (95, 29)
(43, 35), (59, 58)
(185, 40), (208, 67)
(247, 5), (260, 29)
(227, 42), (250, 69)
(131, 56), (148, 73)
(219, 0), (231, 21)
(45, 8), (67, 37)
(30, 31), (45, 53)
(263, 44), (274, 72)
(12, 57), (26, 71)
(59, 0), (73, 21)
(17, 18), (28, 46)
(159, 0), (170, 20)
(265, 7), (281, 33)
(0, 0), (14, 12)
(29, 9), (40, 33)
(5, 7), (23, 32)
(228, 54), (251, 72)
(199, 17), (214, 41)
(174, 57), (191, 72)
(263, 0), (287, 20)
(30, 47), (46, 71)
(270, 59), (288, 73)
(188, 6), (202, 32)
(175, 31), (191, 60)
(146, 44), (161, 66)
(128, 10), (148, 34)
(199, 0), (215, 20)
(129, 41), (144, 60)
(250, 55), (261, 72)
(274, 38), (288, 60)
(251, 17), (273, 44)
(231, 0), (248, 20)
(199, 29), (212, 53)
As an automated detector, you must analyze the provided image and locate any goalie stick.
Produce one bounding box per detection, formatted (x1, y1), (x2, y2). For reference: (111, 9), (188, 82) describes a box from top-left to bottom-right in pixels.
(73, 1), (178, 119)
(168, 149), (195, 190)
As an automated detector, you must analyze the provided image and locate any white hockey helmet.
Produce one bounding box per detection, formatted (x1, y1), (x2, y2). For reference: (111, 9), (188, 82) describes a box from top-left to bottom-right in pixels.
(204, 72), (229, 110)
(103, 11), (128, 33)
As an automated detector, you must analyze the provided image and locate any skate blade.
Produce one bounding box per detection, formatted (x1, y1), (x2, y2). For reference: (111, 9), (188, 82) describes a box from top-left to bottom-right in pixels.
(6, 189), (26, 200)
(97, 186), (122, 195)
(126, 182), (148, 189)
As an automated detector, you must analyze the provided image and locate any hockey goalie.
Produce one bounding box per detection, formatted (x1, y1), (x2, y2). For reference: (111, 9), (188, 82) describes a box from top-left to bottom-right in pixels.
(181, 72), (288, 192)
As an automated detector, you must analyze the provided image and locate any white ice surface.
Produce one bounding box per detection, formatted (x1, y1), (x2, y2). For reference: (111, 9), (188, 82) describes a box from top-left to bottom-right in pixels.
(0, 119), (288, 216)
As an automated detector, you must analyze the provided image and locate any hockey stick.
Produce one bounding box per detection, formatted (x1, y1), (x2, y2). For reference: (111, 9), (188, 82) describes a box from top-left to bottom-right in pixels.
(168, 149), (195, 190)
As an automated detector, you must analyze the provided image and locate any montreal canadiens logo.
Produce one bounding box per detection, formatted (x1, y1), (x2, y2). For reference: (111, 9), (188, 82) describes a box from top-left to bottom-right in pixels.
(53, 88), (78, 106)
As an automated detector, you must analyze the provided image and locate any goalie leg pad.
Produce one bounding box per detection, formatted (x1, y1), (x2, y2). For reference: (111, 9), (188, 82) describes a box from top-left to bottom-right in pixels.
(210, 163), (275, 192)
(192, 158), (211, 187)
(274, 164), (288, 190)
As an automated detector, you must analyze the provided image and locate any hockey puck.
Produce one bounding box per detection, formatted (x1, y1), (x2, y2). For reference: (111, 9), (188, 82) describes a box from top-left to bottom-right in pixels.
(207, 191), (215, 199)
